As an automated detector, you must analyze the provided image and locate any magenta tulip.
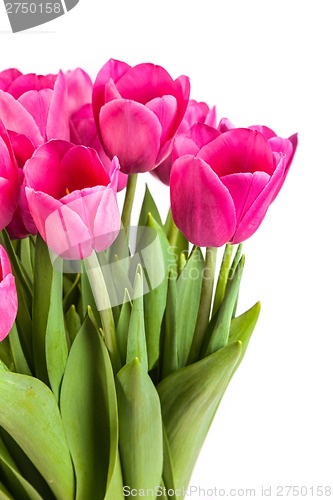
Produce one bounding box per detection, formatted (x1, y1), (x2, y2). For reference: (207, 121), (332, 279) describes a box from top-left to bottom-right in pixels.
(0, 245), (18, 342)
(25, 140), (121, 260)
(170, 128), (291, 247)
(0, 68), (22, 91)
(92, 58), (190, 173)
(153, 99), (216, 185)
(0, 121), (19, 231)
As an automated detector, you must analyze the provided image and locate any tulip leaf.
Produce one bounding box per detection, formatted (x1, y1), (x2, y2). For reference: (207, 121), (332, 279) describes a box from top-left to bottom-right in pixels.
(126, 267), (148, 372)
(0, 436), (43, 500)
(8, 323), (31, 376)
(105, 451), (124, 500)
(158, 341), (242, 494)
(116, 358), (163, 495)
(212, 243), (234, 316)
(116, 289), (132, 365)
(60, 316), (118, 500)
(0, 482), (13, 500)
(45, 266), (68, 402)
(165, 210), (189, 270)
(138, 183), (162, 228)
(0, 371), (75, 500)
(162, 273), (178, 378)
(140, 214), (170, 370)
(176, 247), (204, 368)
(228, 301), (261, 374)
(80, 264), (100, 326)
(0, 339), (13, 371)
(63, 273), (80, 314)
(65, 304), (81, 344)
(162, 425), (176, 498)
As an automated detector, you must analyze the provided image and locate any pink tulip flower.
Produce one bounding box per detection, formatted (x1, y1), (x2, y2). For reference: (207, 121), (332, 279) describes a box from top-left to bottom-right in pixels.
(65, 68), (93, 117)
(25, 140), (121, 260)
(0, 121), (19, 231)
(153, 99), (216, 185)
(0, 68), (22, 91)
(92, 58), (190, 174)
(0, 245), (18, 342)
(170, 128), (292, 247)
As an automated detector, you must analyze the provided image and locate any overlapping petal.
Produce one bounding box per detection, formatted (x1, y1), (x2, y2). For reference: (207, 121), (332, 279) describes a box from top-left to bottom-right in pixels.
(0, 245), (18, 342)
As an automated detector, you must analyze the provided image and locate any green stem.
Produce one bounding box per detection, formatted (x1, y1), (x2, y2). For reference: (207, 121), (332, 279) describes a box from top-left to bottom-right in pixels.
(85, 252), (121, 373)
(212, 243), (234, 316)
(121, 174), (138, 230)
(187, 246), (217, 364)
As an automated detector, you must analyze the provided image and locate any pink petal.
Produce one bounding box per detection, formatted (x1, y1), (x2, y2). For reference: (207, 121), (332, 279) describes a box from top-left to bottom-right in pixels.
(0, 274), (18, 341)
(170, 155), (236, 247)
(222, 171), (270, 224)
(65, 68), (92, 116)
(18, 89), (53, 141)
(146, 95), (178, 145)
(0, 68), (22, 92)
(7, 131), (35, 167)
(231, 155), (287, 243)
(60, 145), (109, 191)
(100, 99), (161, 173)
(47, 71), (70, 141)
(0, 178), (17, 230)
(198, 128), (275, 177)
(249, 125), (276, 140)
(0, 90), (43, 146)
(93, 184), (121, 252)
(7, 73), (55, 99)
(218, 117), (236, 133)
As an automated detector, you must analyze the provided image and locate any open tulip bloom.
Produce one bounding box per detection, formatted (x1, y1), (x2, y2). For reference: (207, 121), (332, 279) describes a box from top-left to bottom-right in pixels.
(0, 59), (297, 500)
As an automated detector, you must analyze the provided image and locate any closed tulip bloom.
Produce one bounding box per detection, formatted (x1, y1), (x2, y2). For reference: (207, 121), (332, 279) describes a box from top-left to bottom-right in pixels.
(170, 128), (290, 247)
(25, 140), (121, 260)
(0, 245), (18, 342)
(92, 58), (190, 174)
(0, 121), (19, 231)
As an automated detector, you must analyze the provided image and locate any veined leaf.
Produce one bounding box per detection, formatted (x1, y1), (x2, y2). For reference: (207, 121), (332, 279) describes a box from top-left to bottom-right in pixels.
(138, 184), (162, 229)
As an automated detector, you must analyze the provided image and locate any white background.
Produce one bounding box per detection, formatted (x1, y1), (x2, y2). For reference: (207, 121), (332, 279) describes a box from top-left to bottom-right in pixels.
(1, 1), (333, 498)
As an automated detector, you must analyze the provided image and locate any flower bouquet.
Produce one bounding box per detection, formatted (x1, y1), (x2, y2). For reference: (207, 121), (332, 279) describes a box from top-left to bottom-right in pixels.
(0, 59), (297, 499)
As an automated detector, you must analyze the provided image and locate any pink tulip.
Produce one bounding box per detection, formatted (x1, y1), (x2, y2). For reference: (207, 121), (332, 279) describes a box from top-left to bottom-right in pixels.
(153, 99), (216, 185)
(170, 128), (291, 247)
(0, 245), (18, 342)
(0, 68), (22, 91)
(0, 121), (19, 231)
(70, 103), (127, 191)
(25, 140), (121, 260)
(92, 58), (190, 174)
(65, 68), (93, 116)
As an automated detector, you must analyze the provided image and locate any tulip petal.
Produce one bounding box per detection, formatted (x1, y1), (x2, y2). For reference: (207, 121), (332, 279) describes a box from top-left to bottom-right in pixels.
(231, 156), (287, 243)
(47, 71), (70, 141)
(170, 156), (236, 247)
(100, 99), (161, 173)
(199, 128), (275, 177)
(0, 68), (22, 92)
(7, 73), (56, 98)
(249, 125), (276, 140)
(0, 274), (18, 341)
(222, 171), (270, 224)
(65, 68), (92, 116)
(18, 89), (53, 141)
(0, 178), (17, 230)
(0, 90), (43, 146)
(93, 185), (121, 252)
(146, 95), (177, 145)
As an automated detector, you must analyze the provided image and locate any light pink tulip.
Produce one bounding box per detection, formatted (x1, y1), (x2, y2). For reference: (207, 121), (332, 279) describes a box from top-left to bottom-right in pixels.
(170, 128), (291, 247)
(0, 121), (19, 231)
(25, 140), (121, 260)
(92, 58), (190, 174)
(0, 245), (18, 342)
(153, 99), (216, 185)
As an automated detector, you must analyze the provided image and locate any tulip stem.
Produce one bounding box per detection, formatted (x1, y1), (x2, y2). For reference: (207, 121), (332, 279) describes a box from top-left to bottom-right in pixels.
(187, 246), (217, 364)
(121, 174), (138, 231)
(85, 251), (121, 373)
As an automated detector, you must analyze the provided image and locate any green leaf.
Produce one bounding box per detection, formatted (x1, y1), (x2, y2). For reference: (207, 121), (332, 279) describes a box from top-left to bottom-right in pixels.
(8, 323), (31, 375)
(126, 267), (148, 373)
(206, 255), (245, 356)
(138, 184), (162, 228)
(45, 266), (68, 402)
(162, 273), (178, 379)
(0, 372), (75, 500)
(116, 358), (163, 495)
(176, 247), (204, 367)
(0, 481), (13, 500)
(63, 273), (80, 314)
(0, 436), (43, 500)
(105, 451), (124, 500)
(162, 425), (176, 498)
(165, 211), (189, 270)
(141, 214), (170, 370)
(228, 301), (261, 374)
(212, 243), (234, 316)
(60, 317), (118, 500)
(0, 339), (13, 371)
(80, 264), (100, 327)
(158, 341), (242, 495)
(65, 305), (82, 345)
(116, 290), (132, 365)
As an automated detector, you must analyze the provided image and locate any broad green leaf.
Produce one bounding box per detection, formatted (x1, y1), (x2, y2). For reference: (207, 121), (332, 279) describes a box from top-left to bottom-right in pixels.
(176, 247), (204, 367)
(126, 267), (148, 372)
(80, 264), (100, 326)
(228, 301), (261, 374)
(206, 255), (245, 356)
(141, 214), (170, 370)
(138, 184), (163, 228)
(158, 341), (242, 495)
(8, 323), (31, 375)
(0, 339), (12, 371)
(212, 244), (234, 316)
(0, 436), (43, 500)
(32, 234), (53, 383)
(162, 425), (176, 498)
(45, 266), (68, 401)
(63, 273), (80, 313)
(116, 289), (132, 365)
(60, 317), (118, 500)
(162, 273), (178, 379)
(165, 211), (189, 269)
(18, 237), (34, 285)
(105, 451), (124, 500)
(65, 305), (81, 344)
(116, 358), (163, 496)
(0, 372), (75, 500)
(0, 481), (13, 500)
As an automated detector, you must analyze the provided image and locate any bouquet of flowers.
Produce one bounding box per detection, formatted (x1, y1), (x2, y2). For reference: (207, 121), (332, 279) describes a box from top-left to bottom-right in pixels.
(0, 59), (297, 499)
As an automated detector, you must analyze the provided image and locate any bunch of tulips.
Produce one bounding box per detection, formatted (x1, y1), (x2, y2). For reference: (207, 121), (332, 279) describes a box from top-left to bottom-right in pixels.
(0, 58), (297, 499)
